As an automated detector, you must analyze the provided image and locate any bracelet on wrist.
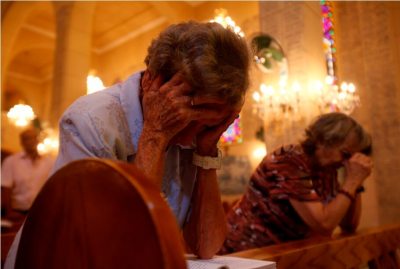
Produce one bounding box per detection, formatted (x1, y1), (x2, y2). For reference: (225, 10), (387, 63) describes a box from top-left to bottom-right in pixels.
(338, 189), (355, 203)
(192, 148), (222, 170)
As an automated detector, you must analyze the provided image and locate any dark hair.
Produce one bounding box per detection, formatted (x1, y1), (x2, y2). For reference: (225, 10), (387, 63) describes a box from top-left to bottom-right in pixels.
(20, 128), (39, 140)
(301, 112), (372, 156)
(144, 21), (251, 106)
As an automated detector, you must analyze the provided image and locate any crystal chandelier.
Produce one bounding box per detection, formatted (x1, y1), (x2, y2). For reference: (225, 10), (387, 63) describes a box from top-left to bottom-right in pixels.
(252, 79), (301, 122)
(7, 104), (35, 127)
(87, 73), (105, 95)
(210, 9), (244, 37)
(37, 128), (59, 155)
(314, 76), (360, 114)
(252, 76), (360, 123)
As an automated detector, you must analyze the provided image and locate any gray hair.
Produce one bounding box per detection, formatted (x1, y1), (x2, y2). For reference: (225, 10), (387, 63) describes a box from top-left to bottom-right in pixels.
(144, 21), (251, 106)
(301, 112), (372, 155)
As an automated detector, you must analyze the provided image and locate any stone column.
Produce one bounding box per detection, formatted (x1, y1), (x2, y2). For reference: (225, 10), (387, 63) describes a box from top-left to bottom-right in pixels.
(335, 2), (400, 226)
(50, 2), (95, 126)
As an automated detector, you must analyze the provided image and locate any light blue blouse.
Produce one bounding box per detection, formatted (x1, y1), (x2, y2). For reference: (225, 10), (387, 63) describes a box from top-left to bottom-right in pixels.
(53, 71), (197, 227)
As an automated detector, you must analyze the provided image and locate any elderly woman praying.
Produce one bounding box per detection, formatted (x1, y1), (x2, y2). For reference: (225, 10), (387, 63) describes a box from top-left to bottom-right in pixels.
(221, 112), (373, 254)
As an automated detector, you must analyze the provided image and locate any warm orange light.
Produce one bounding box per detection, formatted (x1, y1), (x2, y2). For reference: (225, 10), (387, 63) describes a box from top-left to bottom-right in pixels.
(87, 75), (105, 94)
(7, 104), (35, 127)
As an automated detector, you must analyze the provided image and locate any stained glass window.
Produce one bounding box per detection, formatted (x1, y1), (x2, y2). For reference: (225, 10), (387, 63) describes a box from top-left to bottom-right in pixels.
(321, 0), (337, 79)
(219, 116), (243, 145)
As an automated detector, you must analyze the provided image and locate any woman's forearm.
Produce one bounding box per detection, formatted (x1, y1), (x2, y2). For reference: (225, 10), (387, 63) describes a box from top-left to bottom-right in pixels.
(134, 129), (168, 187)
(183, 168), (227, 259)
(290, 181), (360, 234)
(339, 194), (361, 233)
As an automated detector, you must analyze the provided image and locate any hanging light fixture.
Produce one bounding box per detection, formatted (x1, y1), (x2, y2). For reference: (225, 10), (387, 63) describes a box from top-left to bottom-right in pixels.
(87, 73), (105, 95)
(7, 104), (35, 127)
(210, 8), (245, 37)
(37, 128), (59, 156)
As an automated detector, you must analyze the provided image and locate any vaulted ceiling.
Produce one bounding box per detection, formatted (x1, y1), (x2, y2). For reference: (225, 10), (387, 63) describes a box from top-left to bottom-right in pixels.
(1, 1), (215, 85)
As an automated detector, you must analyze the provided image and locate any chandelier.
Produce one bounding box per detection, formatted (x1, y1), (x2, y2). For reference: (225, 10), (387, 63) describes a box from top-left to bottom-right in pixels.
(87, 73), (105, 95)
(252, 79), (301, 122)
(210, 9), (244, 37)
(314, 77), (360, 114)
(37, 128), (59, 156)
(252, 76), (360, 123)
(7, 104), (35, 127)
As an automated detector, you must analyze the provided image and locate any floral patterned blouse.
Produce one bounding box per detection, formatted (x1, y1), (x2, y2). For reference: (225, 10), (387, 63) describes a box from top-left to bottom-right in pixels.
(220, 144), (339, 254)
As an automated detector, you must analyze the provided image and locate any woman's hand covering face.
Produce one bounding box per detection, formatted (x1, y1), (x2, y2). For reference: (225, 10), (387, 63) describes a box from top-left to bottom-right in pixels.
(141, 71), (243, 153)
(169, 95), (241, 154)
(195, 109), (239, 156)
(141, 72), (195, 144)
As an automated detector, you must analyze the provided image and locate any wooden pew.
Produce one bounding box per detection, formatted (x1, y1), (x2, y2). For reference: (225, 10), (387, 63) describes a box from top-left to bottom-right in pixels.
(1, 232), (17, 267)
(228, 224), (400, 269)
(14, 159), (187, 269)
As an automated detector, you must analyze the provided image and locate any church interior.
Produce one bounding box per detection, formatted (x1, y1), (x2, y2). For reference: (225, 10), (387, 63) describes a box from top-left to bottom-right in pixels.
(1, 1), (400, 268)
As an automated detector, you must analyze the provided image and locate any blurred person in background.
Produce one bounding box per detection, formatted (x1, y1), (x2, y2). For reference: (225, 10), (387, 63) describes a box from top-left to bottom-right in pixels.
(1, 128), (54, 221)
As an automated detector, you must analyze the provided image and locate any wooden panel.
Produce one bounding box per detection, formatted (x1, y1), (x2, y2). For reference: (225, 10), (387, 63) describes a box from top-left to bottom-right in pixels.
(229, 224), (400, 269)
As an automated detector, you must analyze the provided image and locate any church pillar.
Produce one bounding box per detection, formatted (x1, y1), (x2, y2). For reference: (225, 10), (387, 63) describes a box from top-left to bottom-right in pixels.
(50, 2), (95, 126)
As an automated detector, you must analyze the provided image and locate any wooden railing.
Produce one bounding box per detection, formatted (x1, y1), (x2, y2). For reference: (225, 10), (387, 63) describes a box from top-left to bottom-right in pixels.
(229, 224), (400, 269)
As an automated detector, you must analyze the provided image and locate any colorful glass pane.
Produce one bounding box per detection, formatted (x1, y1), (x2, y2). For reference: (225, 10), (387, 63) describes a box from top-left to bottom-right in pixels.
(219, 116), (242, 145)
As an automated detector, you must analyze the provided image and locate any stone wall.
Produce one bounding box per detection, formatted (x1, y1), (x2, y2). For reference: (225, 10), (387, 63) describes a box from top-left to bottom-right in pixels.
(335, 1), (400, 225)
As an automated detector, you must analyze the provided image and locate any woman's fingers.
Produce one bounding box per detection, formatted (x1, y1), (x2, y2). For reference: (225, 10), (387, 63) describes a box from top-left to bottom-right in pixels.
(159, 73), (188, 93)
(345, 153), (373, 184)
(148, 75), (164, 92)
(192, 95), (227, 106)
(350, 153), (373, 168)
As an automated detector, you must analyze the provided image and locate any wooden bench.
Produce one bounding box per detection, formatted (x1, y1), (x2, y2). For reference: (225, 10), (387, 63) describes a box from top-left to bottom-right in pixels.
(13, 159), (187, 269)
(1, 232), (17, 267)
(229, 224), (400, 269)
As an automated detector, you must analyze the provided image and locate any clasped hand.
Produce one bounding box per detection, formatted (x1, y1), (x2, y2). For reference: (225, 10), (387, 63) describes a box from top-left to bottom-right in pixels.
(344, 153), (373, 187)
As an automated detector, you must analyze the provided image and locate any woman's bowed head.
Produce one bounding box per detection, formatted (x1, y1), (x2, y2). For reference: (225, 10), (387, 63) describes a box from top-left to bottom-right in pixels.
(139, 21), (251, 158)
(302, 112), (372, 169)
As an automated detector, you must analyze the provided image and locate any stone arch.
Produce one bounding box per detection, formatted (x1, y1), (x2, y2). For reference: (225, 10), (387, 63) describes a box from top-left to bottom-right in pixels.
(1, 2), (39, 105)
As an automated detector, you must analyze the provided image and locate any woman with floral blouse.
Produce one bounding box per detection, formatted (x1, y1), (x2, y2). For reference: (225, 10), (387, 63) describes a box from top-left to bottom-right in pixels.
(220, 112), (372, 253)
